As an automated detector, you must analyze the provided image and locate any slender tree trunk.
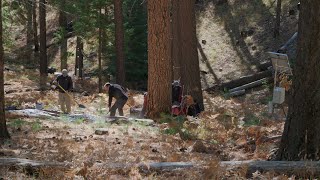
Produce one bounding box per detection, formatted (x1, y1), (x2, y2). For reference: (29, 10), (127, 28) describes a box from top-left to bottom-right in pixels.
(178, 1), (204, 110)
(274, 0), (282, 38)
(171, 0), (182, 80)
(39, 0), (47, 89)
(75, 37), (83, 78)
(0, 0), (10, 140)
(114, 0), (125, 85)
(26, 0), (33, 63)
(75, 37), (79, 76)
(147, 0), (172, 118)
(32, 0), (39, 52)
(98, 7), (102, 93)
(276, 0), (320, 160)
(59, 0), (68, 70)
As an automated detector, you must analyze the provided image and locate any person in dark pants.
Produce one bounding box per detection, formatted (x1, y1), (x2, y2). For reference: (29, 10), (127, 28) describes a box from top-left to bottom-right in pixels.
(103, 83), (128, 116)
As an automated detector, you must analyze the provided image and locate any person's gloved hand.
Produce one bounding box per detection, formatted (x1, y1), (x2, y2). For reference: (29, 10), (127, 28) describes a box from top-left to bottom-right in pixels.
(53, 80), (58, 85)
(69, 89), (74, 92)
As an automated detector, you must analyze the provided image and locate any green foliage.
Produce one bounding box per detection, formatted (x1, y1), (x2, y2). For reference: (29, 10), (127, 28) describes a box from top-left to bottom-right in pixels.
(31, 120), (42, 131)
(9, 119), (26, 128)
(243, 113), (261, 126)
(160, 114), (195, 140)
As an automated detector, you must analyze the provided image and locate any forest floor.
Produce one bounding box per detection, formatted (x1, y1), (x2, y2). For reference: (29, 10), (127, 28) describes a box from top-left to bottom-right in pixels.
(1, 67), (290, 179)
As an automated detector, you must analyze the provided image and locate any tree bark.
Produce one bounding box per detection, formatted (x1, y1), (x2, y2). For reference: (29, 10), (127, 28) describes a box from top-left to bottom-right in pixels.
(114, 0), (125, 85)
(276, 0), (320, 160)
(147, 0), (172, 118)
(98, 7), (102, 93)
(32, 0), (39, 52)
(59, 0), (68, 70)
(75, 37), (83, 78)
(171, 0), (182, 80)
(178, 1), (204, 110)
(274, 0), (282, 38)
(26, 0), (33, 62)
(0, 0), (10, 140)
(39, 0), (47, 90)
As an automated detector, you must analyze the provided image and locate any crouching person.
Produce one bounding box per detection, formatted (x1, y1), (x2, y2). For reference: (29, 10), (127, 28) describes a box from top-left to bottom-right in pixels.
(103, 83), (128, 116)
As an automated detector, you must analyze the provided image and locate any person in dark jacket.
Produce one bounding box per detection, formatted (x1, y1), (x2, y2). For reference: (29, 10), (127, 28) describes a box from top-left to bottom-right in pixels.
(54, 69), (73, 114)
(103, 83), (128, 116)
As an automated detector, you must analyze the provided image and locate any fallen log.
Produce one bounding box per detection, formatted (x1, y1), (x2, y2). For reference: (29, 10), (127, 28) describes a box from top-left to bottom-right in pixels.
(228, 89), (246, 97)
(96, 162), (194, 172)
(205, 70), (272, 91)
(229, 78), (271, 93)
(220, 160), (320, 177)
(0, 158), (70, 169)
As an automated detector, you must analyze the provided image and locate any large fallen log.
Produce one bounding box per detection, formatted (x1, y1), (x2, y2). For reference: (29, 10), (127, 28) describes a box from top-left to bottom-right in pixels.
(220, 160), (320, 177)
(96, 161), (320, 177)
(205, 70), (272, 92)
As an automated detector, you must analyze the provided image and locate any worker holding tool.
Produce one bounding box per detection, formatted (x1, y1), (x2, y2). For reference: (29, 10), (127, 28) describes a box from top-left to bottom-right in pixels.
(103, 83), (128, 116)
(54, 69), (73, 114)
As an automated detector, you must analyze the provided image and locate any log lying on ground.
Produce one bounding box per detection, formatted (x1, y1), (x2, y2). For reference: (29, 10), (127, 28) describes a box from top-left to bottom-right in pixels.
(228, 89), (246, 97)
(96, 162), (194, 172)
(220, 160), (320, 177)
(229, 78), (271, 93)
(0, 158), (70, 168)
(205, 70), (272, 92)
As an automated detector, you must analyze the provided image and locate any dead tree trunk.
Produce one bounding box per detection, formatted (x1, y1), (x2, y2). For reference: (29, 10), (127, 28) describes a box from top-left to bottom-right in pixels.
(59, 0), (68, 70)
(32, 0), (39, 52)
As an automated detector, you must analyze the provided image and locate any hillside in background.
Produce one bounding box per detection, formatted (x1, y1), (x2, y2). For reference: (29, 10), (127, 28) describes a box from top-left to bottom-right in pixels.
(196, 0), (299, 89)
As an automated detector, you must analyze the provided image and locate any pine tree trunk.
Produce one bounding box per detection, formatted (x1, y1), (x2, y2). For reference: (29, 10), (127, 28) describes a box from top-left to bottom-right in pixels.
(75, 36), (83, 78)
(32, 0), (39, 52)
(147, 0), (172, 118)
(59, 0), (68, 70)
(171, 0), (182, 80)
(178, 1), (204, 110)
(75, 37), (79, 76)
(39, 0), (47, 89)
(274, 0), (282, 38)
(114, 0), (125, 85)
(0, 0), (10, 139)
(276, 0), (320, 160)
(98, 7), (102, 93)
(26, 0), (33, 63)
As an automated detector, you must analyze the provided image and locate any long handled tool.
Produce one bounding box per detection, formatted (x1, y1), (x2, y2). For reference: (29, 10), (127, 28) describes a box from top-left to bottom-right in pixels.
(57, 83), (86, 108)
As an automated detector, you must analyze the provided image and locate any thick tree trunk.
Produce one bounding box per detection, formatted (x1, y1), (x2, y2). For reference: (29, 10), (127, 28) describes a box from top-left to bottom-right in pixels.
(171, 0), (182, 80)
(26, 0), (33, 62)
(147, 0), (172, 118)
(114, 0), (125, 85)
(276, 0), (320, 160)
(59, 0), (68, 70)
(32, 0), (39, 52)
(274, 0), (282, 38)
(39, 0), (47, 90)
(98, 7), (102, 93)
(0, 0), (10, 139)
(178, 1), (204, 110)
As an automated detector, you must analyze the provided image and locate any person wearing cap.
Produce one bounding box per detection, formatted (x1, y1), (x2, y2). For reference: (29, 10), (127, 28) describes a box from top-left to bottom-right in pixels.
(54, 69), (73, 114)
(103, 83), (128, 116)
